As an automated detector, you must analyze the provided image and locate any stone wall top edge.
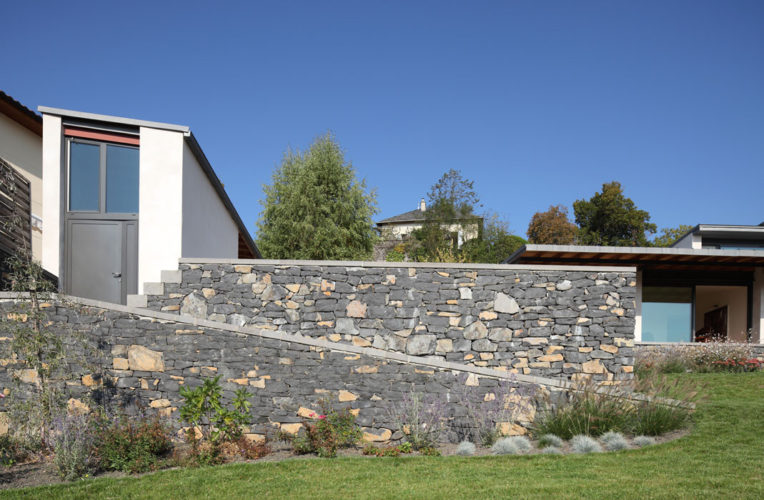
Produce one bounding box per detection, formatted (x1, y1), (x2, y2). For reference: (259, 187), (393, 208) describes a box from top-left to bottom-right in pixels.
(176, 258), (636, 273)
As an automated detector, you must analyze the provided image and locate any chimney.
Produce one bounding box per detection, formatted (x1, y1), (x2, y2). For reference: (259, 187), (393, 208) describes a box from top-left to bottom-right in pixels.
(419, 198), (426, 212)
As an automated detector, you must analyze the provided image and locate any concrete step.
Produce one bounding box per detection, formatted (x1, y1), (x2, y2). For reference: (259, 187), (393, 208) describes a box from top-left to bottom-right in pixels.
(126, 294), (147, 308)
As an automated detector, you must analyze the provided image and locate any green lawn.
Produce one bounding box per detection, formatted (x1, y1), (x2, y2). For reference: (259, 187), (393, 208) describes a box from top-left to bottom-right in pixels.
(3, 373), (763, 499)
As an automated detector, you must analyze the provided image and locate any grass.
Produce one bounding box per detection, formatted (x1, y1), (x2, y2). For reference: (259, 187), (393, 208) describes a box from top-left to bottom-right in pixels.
(3, 373), (763, 499)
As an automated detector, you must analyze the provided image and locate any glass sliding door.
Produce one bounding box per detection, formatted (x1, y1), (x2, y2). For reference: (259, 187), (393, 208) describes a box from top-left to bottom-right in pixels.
(642, 286), (693, 342)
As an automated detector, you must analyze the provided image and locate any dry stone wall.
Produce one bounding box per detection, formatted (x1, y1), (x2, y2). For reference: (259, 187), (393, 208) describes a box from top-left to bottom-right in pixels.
(0, 297), (564, 442)
(145, 260), (637, 382)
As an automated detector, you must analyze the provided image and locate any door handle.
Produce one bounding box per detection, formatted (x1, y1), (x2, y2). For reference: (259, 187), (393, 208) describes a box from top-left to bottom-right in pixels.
(112, 272), (122, 278)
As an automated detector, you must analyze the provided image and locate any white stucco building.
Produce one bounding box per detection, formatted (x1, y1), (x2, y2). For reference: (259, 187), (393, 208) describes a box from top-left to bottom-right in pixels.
(39, 106), (259, 304)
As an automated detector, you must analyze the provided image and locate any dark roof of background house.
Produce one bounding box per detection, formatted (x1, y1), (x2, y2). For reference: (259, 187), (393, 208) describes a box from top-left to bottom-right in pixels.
(0, 90), (42, 136)
(377, 209), (428, 225)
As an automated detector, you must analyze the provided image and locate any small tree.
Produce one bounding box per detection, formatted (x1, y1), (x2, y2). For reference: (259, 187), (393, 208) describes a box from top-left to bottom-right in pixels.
(257, 133), (378, 260)
(652, 224), (694, 247)
(462, 214), (527, 263)
(573, 181), (656, 246)
(526, 205), (578, 245)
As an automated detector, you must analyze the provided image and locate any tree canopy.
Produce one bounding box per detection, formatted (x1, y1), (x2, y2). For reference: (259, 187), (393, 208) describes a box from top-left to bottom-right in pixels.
(256, 133), (378, 260)
(426, 169), (480, 221)
(526, 205), (578, 245)
(652, 224), (694, 247)
(573, 181), (656, 246)
(462, 214), (527, 263)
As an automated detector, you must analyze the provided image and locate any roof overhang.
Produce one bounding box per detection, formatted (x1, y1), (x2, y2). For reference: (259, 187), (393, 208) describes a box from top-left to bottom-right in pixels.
(505, 244), (764, 272)
(1, 91), (42, 136)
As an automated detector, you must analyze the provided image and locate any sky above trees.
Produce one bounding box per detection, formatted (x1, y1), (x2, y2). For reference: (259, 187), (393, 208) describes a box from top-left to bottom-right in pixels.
(3, 1), (763, 238)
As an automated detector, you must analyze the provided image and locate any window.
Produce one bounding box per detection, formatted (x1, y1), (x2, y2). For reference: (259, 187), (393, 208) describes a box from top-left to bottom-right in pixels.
(642, 286), (692, 342)
(68, 139), (139, 214)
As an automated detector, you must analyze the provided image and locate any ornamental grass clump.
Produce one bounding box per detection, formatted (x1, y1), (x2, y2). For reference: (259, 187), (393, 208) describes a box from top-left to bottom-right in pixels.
(387, 392), (445, 450)
(632, 435), (656, 448)
(52, 414), (99, 481)
(460, 375), (537, 446)
(491, 437), (519, 455)
(537, 434), (564, 449)
(570, 435), (603, 454)
(600, 431), (629, 451)
(505, 436), (531, 453)
(533, 379), (634, 440)
(455, 441), (476, 456)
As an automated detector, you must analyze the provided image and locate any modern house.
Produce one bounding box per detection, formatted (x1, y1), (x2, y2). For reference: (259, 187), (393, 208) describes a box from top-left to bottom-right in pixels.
(39, 106), (260, 305)
(505, 223), (764, 344)
(376, 198), (482, 245)
(0, 91), (43, 263)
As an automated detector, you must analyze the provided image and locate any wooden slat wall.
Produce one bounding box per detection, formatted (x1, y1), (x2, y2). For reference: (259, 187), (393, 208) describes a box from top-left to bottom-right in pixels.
(0, 157), (31, 258)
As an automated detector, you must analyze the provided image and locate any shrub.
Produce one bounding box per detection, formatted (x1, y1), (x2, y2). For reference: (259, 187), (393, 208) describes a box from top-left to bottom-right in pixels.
(0, 434), (34, 467)
(419, 446), (441, 456)
(361, 442), (414, 457)
(637, 342), (760, 374)
(631, 401), (689, 436)
(179, 376), (253, 444)
(632, 435), (656, 448)
(537, 434), (564, 449)
(284, 398), (362, 458)
(533, 380), (634, 439)
(491, 437), (519, 455)
(455, 441), (476, 456)
(387, 392), (445, 450)
(52, 414), (99, 481)
(234, 436), (271, 460)
(461, 375), (537, 446)
(570, 435), (602, 454)
(93, 412), (173, 473)
(600, 431), (629, 451)
(541, 446), (563, 455)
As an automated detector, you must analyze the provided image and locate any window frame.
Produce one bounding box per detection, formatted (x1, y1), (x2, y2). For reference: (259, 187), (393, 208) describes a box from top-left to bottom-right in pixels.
(66, 137), (139, 219)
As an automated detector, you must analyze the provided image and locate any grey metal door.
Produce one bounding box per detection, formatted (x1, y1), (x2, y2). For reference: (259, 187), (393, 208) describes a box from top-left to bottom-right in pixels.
(66, 219), (137, 304)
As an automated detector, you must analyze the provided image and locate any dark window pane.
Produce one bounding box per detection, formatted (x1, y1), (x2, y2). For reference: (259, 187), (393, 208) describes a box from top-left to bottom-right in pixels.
(106, 145), (139, 213)
(642, 286), (692, 342)
(69, 142), (100, 211)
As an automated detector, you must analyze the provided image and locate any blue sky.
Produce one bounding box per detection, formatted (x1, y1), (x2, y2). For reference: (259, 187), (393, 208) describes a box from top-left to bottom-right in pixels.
(3, 1), (763, 239)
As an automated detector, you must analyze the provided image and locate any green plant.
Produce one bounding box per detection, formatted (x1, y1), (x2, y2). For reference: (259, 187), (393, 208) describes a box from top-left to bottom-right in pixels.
(0, 433), (33, 467)
(285, 398), (362, 458)
(533, 380), (635, 439)
(455, 441), (476, 456)
(179, 376), (253, 444)
(52, 414), (99, 481)
(631, 401), (690, 436)
(570, 435), (602, 454)
(93, 412), (173, 473)
(537, 434), (564, 448)
(418, 446), (441, 456)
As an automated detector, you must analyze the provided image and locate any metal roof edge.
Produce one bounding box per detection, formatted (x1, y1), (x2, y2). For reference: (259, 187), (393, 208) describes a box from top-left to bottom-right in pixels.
(38, 106), (190, 133)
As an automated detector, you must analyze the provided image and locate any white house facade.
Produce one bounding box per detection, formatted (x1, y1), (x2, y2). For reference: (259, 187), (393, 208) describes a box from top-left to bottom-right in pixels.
(40, 106), (259, 304)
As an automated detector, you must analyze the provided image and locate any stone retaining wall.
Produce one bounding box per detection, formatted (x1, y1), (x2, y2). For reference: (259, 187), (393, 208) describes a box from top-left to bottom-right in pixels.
(0, 296), (569, 442)
(144, 260), (638, 382)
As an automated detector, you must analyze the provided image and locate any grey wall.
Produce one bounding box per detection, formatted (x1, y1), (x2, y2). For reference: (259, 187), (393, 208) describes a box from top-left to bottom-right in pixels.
(145, 260), (638, 382)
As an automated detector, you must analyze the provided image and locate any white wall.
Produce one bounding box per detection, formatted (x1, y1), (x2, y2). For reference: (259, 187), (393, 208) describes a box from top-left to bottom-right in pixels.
(181, 142), (238, 258)
(754, 268), (764, 343)
(634, 269), (643, 341)
(0, 114), (43, 261)
(673, 233), (701, 249)
(695, 286), (749, 342)
(138, 127), (185, 293)
(41, 115), (62, 277)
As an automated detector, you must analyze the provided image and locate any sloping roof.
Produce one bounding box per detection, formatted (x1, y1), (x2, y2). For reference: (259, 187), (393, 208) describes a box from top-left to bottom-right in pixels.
(38, 106), (261, 258)
(0, 90), (42, 136)
(377, 208), (427, 225)
(504, 244), (764, 271)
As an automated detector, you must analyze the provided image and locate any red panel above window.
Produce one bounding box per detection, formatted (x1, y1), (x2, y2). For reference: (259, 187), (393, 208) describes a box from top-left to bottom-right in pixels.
(64, 127), (139, 146)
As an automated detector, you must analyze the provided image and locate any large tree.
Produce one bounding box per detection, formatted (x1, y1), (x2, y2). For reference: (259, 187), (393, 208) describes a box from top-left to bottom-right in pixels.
(256, 133), (378, 260)
(526, 205), (578, 245)
(414, 169), (481, 260)
(652, 224), (695, 247)
(573, 181), (656, 246)
(462, 214), (527, 263)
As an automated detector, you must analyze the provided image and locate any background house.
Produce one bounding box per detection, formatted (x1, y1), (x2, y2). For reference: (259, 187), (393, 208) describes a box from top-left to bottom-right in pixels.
(0, 91), (43, 264)
(40, 106), (259, 305)
(376, 198), (481, 242)
(505, 223), (764, 344)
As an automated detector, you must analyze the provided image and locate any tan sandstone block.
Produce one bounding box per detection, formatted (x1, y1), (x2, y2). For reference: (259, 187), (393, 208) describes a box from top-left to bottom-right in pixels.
(538, 354), (563, 362)
(363, 429), (392, 442)
(150, 399), (171, 408)
(346, 300), (367, 318)
(113, 358), (129, 370)
(280, 423), (303, 435)
(600, 344), (619, 354)
(128, 345), (165, 372)
(355, 365), (378, 374)
(479, 311), (498, 321)
(338, 390), (358, 402)
(582, 359), (606, 374)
